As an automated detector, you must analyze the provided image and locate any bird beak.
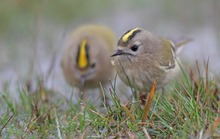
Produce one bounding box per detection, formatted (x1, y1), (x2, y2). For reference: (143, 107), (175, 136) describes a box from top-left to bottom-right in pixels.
(111, 49), (124, 57)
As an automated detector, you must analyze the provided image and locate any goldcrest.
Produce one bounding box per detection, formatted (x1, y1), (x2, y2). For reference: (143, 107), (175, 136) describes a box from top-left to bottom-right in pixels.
(111, 28), (187, 92)
(61, 25), (116, 99)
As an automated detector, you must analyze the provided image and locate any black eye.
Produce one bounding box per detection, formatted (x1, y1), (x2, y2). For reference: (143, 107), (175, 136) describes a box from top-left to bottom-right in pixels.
(130, 44), (139, 52)
(91, 63), (96, 68)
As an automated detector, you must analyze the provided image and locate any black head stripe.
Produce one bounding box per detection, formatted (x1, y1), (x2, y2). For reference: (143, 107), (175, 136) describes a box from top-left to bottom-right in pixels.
(118, 28), (142, 46)
(126, 29), (141, 42)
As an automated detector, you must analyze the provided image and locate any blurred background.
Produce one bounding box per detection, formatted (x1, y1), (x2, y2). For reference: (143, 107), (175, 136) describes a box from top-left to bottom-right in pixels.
(0, 0), (220, 99)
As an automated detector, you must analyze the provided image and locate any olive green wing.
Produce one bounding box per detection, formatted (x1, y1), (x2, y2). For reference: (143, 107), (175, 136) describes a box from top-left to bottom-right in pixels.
(157, 38), (176, 70)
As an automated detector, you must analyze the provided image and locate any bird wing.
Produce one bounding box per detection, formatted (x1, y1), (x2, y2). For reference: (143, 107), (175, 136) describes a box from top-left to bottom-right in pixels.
(157, 38), (176, 70)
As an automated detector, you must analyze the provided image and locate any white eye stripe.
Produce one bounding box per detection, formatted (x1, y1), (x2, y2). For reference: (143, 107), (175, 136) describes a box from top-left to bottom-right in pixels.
(133, 41), (141, 46)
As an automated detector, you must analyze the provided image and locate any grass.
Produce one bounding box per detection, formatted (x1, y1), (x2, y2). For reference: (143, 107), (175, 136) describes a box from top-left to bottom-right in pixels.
(0, 61), (220, 139)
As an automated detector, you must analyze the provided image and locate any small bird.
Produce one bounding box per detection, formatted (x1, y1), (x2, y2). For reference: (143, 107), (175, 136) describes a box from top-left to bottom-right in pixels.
(111, 28), (188, 93)
(61, 24), (116, 101)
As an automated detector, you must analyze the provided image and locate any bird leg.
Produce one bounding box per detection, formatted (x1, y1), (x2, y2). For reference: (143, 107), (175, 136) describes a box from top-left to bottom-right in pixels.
(79, 89), (86, 102)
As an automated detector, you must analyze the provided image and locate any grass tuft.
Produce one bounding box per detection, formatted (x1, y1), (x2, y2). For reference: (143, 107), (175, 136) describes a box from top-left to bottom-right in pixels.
(0, 60), (220, 138)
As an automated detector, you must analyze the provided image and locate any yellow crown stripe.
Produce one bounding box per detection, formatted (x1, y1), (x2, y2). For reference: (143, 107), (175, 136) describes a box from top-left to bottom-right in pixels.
(122, 28), (140, 42)
(78, 39), (88, 68)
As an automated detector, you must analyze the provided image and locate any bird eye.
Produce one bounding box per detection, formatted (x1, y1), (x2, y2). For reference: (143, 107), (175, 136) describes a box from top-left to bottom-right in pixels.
(130, 44), (139, 52)
(91, 63), (96, 68)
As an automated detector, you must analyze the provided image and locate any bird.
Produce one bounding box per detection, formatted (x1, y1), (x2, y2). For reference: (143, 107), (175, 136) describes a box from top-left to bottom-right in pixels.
(111, 28), (188, 97)
(61, 24), (117, 102)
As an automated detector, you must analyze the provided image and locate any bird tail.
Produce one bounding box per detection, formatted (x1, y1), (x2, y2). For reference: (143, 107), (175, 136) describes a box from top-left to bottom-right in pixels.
(173, 37), (193, 55)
